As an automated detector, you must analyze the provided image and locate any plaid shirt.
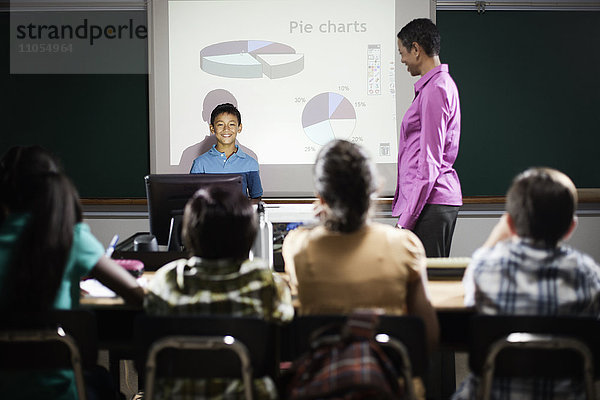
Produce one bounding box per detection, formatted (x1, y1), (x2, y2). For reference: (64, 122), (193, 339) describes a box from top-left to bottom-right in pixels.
(455, 238), (600, 400)
(145, 257), (294, 400)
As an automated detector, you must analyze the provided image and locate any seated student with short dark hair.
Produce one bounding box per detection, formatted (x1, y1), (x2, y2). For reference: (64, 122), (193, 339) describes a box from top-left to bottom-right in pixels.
(0, 145), (144, 400)
(190, 103), (263, 201)
(454, 167), (600, 400)
(145, 185), (293, 399)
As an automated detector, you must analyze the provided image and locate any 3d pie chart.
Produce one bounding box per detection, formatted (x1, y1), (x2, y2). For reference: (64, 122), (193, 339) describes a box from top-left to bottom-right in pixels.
(200, 40), (304, 79)
(302, 92), (356, 146)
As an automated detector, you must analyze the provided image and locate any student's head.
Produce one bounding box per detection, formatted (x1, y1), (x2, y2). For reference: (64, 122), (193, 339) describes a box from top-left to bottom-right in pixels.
(209, 103), (243, 148)
(210, 103), (242, 126)
(314, 140), (378, 233)
(202, 90), (238, 125)
(397, 18), (440, 76)
(182, 185), (257, 260)
(0, 145), (82, 310)
(506, 167), (577, 247)
(0, 145), (77, 220)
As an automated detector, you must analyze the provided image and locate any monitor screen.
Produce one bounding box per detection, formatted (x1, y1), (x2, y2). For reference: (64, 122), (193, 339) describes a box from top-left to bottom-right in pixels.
(145, 173), (244, 246)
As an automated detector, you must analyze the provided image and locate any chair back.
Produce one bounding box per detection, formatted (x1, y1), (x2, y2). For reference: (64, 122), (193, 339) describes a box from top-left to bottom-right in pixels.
(286, 314), (426, 400)
(289, 314), (427, 378)
(134, 314), (279, 400)
(469, 315), (600, 400)
(0, 309), (98, 400)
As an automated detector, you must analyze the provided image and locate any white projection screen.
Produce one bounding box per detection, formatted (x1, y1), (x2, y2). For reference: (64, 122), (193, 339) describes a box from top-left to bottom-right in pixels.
(148, 0), (432, 197)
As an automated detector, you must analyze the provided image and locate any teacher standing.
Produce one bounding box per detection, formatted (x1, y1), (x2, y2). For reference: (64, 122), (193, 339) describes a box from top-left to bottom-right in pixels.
(393, 18), (462, 257)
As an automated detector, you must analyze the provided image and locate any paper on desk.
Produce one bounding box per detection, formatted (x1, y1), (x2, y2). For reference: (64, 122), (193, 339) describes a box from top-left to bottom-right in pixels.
(80, 279), (116, 297)
(80, 276), (149, 298)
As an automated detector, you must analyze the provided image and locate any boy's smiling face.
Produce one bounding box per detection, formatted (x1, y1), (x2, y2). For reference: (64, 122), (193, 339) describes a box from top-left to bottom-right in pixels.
(210, 112), (242, 149)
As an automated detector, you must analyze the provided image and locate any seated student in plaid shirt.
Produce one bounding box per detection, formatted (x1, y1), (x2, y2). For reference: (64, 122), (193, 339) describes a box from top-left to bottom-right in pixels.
(454, 167), (600, 400)
(145, 186), (294, 400)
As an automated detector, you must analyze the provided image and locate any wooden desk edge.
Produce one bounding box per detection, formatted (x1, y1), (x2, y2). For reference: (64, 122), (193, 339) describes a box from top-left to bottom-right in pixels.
(81, 189), (600, 206)
(81, 272), (466, 310)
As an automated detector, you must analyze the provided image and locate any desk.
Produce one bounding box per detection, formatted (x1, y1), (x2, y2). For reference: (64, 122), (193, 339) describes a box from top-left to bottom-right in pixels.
(81, 275), (471, 362)
(82, 274), (470, 348)
(82, 274), (470, 352)
(82, 273), (471, 399)
(82, 273), (466, 309)
(429, 281), (465, 310)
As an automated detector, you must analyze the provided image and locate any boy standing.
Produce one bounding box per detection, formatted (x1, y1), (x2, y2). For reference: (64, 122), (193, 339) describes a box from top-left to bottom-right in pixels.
(455, 167), (600, 399)
(190, 103), (263, 200)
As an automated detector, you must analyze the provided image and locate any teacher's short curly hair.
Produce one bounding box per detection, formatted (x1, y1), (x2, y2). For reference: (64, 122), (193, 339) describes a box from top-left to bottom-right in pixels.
(397, 18), (441, 57)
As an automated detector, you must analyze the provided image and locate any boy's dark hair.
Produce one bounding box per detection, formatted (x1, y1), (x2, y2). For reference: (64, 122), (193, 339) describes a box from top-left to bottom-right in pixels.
(210, 103), (241, 126)
(397, 18), (441, 57)
(506, 167), (577, 248)
(314, 140), (377, 233)
(182, 185), (257, 260)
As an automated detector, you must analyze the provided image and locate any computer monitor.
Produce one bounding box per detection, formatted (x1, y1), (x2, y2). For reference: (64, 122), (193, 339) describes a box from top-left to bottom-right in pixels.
(145, 174), (244, 247)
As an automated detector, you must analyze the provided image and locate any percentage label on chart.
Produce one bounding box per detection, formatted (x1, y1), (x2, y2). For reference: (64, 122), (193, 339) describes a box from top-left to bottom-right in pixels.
(350, 136), (364, 143)
(338, 85), (350, 91)
(304, 146), (316, 152)
(355, 101), (366, 107)
(295, 97), (307, 103)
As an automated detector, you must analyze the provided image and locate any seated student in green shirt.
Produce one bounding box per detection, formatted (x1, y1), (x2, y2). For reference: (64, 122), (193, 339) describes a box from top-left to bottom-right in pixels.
(0, 145), (144, 400)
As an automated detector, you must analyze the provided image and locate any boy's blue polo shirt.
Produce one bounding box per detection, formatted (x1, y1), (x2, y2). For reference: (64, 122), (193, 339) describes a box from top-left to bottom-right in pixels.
(190, 145), (263, 198)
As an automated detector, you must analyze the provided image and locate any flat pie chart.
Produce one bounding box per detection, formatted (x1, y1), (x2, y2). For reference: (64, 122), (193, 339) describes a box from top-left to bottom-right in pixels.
(200, 40), (304, 79)
(302, 92), (356, 146)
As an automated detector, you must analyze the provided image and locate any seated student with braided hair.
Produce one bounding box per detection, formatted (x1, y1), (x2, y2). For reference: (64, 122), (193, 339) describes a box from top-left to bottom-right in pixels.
(0, 145), (144, 400)
(282, 139), (439, 400)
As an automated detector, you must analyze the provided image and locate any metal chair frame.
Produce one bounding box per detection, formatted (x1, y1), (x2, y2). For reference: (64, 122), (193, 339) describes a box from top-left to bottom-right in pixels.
(135, 315), (278, 400)
(478, 333), (595, 400)
(288, 314), (426, 400)
(469, 315), (600, 400)
(378, 335), (417, 400)
(305, 332), (417, 399)
(0, 327), (87, 400)
(144, 335), (254, 400)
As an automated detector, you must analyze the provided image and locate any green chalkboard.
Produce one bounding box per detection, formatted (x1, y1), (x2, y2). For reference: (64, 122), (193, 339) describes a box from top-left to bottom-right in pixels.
(3, 10), (599, 198)
(2, 11), (149, 198)
(436, 10), (600, 196)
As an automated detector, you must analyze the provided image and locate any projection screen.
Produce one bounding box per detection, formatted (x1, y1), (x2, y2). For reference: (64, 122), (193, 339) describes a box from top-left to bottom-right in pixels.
(148, 0), (432, 197)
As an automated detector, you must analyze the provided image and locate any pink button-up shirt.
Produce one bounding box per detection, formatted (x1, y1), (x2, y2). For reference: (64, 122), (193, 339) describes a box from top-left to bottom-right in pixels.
(392, 64), (462, 229)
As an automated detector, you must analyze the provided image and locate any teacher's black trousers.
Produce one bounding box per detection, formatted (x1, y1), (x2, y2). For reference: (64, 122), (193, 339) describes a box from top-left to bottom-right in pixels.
(412, 203), (460, 400)
(412, 204), (460, 258)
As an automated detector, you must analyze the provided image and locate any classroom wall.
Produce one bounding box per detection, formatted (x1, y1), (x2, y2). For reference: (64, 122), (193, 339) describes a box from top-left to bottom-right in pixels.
(84, 206), (600, 261)
(5, 8), (599, 198)
(8, 2), (600, 262)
